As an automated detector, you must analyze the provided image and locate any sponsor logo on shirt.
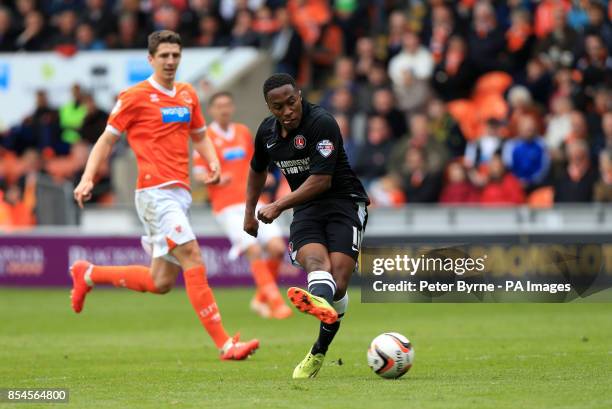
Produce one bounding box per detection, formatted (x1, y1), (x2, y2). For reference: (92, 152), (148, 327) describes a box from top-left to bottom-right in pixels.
(222, 147), (246, 161)
(160, 106), (191, 123)
(316, 140), (334, 158)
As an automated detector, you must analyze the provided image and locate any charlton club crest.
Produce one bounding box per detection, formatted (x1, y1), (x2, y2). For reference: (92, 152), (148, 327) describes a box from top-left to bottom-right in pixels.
(294, 135), (306, 149)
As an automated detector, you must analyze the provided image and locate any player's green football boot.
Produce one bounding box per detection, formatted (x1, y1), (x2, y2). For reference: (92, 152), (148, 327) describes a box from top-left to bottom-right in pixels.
(292, 351), (325, 379)
(287, 287), (338, 324)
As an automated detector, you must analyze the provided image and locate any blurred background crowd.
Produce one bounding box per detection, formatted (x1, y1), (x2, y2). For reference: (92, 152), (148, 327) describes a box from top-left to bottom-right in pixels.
(0, 0), (611, 229)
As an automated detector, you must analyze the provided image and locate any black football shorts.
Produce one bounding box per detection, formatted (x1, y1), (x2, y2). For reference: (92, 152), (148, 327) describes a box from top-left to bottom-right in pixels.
(288, 198), (368, 264)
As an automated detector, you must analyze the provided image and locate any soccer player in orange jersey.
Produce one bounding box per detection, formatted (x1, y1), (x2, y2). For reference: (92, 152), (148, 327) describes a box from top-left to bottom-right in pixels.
(193, 92), (292, 319)
(71, 30), (258, 360)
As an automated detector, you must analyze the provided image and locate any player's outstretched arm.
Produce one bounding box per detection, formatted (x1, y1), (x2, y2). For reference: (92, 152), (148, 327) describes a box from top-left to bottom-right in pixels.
(192, 133), (221, 185)
(244, 168), (267, 237)
(73, 130), (118, 208)
(257, 174), (331, 223)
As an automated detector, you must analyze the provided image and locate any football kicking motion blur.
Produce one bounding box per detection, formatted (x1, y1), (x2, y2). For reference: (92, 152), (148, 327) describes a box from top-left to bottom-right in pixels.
(71, 30), (259, 360)
(193, 91), (292, 319)
(245, 74), (369, 378)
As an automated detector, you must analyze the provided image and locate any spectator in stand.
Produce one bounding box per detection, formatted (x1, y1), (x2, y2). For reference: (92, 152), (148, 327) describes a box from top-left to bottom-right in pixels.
(399, 146), (442, 203)
(353, 115), (394, 187)
(577, 34), (612, 92)
(153, 5), (192, 46)
(594, 148), (612, 202)
(0, 176), (37, 228)
(594, 111), (612, 158)
(229, 9), (259, 47)
(59, 84), (87, 150)
(428, 97), (466, 159)
(554, 138), (598, 202)
(534, 0), (572, 40)
(118, 0), (152, 36)
(0, 6), (16, 51)
(196, 13), (228, 47)
(327, 86), (366, 143)
(545, 95), (573, 161)
(320, 57), (359, 109)
(14, 0), (38, 32)
(76, 21), (107, 50)
(507, 85), (543, 139)
(464, 118), (503, 186)
(390, 113), (449, 175)
(354, 37), (378, 84)
(219, 0), (263, 25)
(360, 61), (391, 107)
(334, 113), (357, 167)
(332, 0), (367, 56)
(588, 87), (611, 145)
(114, 12), (147, 49)
(15, 10), (49, 51)
(584, 2), (612, 52)
(480, 153), (525, 206)
(82, 0), (116, 44)
(252, 6), (279, 47)
(386, 10), (407, 61)
(468, 1), (506, 75)
(431, 34), (474, 101)
(388, 29), (434, 113)
(4, 90), (61, 155)
(370, 88), (407, 139)
(49, 9), (78, 53)
(522, 57), (554, 107)
(505, 8), (536, 75)
(79, 94), (108, 145)
(268, 7), (303, 78)
(503, 114), (551, 190)
(439, 161), (479, 205)
(535, 6), (581, 69)
(421, 4), (456, 65)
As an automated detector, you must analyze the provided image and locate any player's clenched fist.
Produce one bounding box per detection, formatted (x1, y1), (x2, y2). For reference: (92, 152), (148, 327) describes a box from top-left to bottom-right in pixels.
(73, 179), (94, 209)
(243, 214), (259, 237)
(257, 203), (281, 224)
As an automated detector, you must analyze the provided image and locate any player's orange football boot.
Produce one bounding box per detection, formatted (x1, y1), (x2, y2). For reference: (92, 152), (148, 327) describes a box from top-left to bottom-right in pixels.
(220, 333), (259, 360)
(70, 260), (93, 313)
(287, 287), (338, 324)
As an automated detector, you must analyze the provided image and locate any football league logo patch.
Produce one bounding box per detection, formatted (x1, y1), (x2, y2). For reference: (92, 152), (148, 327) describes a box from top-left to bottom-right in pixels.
(316, 140), (334, 158)
(294, 135), (306, 149)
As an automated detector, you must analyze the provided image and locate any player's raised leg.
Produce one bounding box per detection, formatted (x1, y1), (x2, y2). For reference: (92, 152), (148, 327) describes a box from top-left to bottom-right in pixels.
(288, 243), (338, 324)
(69, 257), (174, 313)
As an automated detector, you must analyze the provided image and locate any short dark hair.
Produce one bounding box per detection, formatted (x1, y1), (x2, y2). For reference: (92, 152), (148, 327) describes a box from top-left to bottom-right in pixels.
(148, 30), (182, 55)
(209, 91), (233, 105)
(263, 73), (297, 99)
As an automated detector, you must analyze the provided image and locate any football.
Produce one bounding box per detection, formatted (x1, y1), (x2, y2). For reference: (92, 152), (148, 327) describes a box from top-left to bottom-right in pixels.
(367, 332), (414, 379)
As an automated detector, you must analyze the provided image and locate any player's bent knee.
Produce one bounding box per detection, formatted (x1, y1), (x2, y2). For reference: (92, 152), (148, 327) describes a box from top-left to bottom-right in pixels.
(266, 238), (286, 259)
(153, 276), (175, 294)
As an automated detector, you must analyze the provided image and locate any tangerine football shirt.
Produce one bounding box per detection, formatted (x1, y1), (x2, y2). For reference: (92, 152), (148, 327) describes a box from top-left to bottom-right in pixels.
(193, 122), (254, 213)
(106, 76), (207, 190)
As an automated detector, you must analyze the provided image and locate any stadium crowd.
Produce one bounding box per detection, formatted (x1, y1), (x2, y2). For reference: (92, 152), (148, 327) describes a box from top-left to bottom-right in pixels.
(0, 0), (611, 228)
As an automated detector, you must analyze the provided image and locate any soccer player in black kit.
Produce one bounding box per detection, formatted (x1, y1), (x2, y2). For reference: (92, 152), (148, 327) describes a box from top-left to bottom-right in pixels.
(244, 73), (369, 378)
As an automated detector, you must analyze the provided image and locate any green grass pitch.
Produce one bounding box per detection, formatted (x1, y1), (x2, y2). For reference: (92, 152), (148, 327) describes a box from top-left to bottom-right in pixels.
(1, 288), (611, 409)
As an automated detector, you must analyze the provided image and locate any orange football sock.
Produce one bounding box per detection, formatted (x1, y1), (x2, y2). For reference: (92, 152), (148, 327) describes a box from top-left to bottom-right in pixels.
(183, 265), (230, 349)
(251, 260), (283, 307)
(266, 258), (281, 281)
(89, 265), (159, 293)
